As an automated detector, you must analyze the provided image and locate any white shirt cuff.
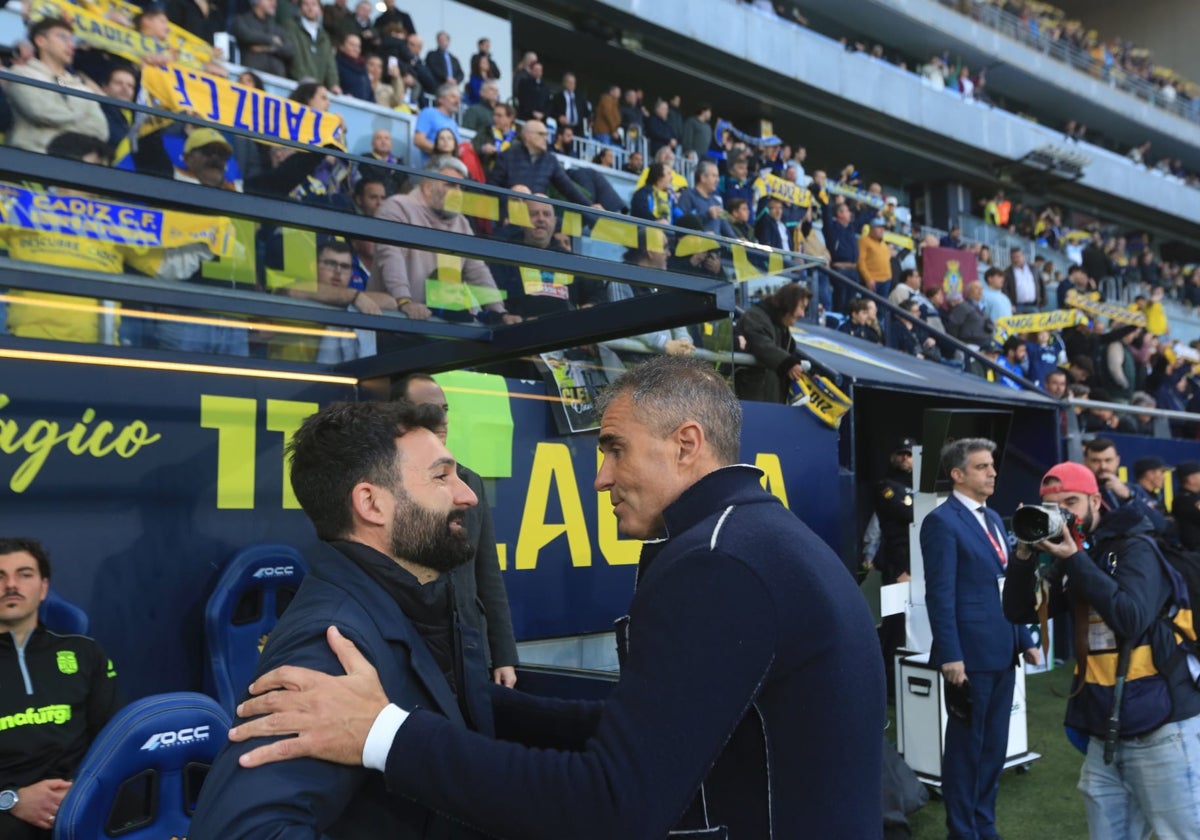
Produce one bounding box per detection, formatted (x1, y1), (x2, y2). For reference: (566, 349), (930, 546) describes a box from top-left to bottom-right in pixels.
(362, 703), (408, 771)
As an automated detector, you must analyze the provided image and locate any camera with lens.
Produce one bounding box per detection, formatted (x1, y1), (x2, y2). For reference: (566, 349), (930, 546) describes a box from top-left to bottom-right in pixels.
(1012, 504), (1076, 545)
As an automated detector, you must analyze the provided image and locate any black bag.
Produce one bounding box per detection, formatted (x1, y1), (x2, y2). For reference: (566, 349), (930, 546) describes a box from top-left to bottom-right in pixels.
(882, 736), (927, 837)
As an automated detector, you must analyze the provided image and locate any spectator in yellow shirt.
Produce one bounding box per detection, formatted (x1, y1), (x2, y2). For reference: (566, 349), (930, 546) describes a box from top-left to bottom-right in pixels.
(857, 217), (893, 293)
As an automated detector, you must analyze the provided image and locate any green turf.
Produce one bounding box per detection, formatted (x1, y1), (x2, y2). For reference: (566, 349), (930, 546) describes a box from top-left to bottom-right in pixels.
(898, 666), (1090, 839)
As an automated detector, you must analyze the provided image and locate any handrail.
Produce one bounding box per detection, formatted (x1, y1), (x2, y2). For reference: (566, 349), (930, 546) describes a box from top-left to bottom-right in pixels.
(947, 0), (1200, 126)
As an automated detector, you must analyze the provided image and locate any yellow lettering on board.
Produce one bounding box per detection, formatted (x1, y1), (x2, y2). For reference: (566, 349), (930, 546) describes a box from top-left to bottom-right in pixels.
(515, 442), (592, 569)
(596, 448), (640, 565)
(755, 452), (789, 508)
(265, 400), (318, 509)
(496, 543), (507, 571)
(199, 395), (257, 509)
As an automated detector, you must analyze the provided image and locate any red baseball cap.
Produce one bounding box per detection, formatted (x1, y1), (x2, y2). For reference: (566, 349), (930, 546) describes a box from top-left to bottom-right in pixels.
(1040, 462), (1099, 497)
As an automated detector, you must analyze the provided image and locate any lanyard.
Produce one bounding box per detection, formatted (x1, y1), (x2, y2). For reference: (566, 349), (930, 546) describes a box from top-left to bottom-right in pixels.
(980, 511), (1007, 568)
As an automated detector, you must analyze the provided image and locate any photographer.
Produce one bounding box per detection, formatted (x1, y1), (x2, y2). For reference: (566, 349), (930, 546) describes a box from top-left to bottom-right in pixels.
(1004, 462), (1200, 837)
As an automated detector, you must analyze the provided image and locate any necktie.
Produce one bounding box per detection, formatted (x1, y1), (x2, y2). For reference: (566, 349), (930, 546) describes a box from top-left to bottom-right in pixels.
(444, 52), (453, 79)
(566, 92), (576, 125)
(977, 506), (1007, 568)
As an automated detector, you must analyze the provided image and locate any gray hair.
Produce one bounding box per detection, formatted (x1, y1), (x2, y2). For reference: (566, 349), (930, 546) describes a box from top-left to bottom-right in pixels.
(435, 81), (459, 102)
(424, 155), (468, 178)
(940, 437), (996, 477)
(596, 357), (742, 465)
(695, 159), (717, 179)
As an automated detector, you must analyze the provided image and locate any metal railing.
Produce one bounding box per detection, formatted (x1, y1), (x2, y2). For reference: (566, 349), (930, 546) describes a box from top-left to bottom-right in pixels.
(948, 0), (1200, 126)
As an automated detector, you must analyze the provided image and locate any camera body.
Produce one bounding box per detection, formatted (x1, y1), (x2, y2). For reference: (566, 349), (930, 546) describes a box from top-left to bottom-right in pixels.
(1012, 503), (1076, 545)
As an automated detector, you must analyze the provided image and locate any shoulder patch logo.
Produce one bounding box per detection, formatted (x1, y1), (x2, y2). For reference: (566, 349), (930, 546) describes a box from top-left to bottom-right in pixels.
(56, 651), (78, 675)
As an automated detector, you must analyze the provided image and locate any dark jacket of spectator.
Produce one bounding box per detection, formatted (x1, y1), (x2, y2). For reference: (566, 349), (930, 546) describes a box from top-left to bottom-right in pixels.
(755, 213), (788, 251)
(945, 300), (994, 345)
(734, 299), (803, 404)
(564, 168), (625, 214)
(375, 7), (415, 36)
(677, 188), (735, 239)
(681, 116), (712, 160)
(1081, 243), (1113, 283)
(426, 48), (464, 85)
(550, 89), (592, 131)
(620, 101), (644, 132)
(231, 9), (295, 77)
(644, 114), (676, 155)
(488, 143), (590, 206)
(822, 218), (859, 266)
(166, 0), (223, 45)
(516, 76), (551, 120)
(337, 52), (373, 101)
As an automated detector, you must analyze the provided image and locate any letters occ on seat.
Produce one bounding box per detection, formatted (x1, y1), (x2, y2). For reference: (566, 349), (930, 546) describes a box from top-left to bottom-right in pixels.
(53, 691), (231, 839)
(205, 543), (308, 712)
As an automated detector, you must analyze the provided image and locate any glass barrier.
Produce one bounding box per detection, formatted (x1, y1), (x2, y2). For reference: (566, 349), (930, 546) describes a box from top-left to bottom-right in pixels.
(0, 65), (831, 371)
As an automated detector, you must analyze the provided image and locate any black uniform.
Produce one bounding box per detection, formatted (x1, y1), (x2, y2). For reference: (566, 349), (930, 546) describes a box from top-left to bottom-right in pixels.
(0, 626), (118, 838)
(1173, 489), (1200, 551)
(873, 467), (914, 584)
(873, 465), (913, 701)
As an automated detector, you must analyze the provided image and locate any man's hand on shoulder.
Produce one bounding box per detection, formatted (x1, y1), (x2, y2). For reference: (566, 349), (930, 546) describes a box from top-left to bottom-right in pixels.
(231, 626), (389, 768)
(13, 778), (71, 830)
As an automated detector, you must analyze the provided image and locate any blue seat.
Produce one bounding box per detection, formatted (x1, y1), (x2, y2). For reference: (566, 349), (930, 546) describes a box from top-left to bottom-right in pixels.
(53, 692), (230, 840)
(204, 543), (307, 713)
(38, 588), (89, 635)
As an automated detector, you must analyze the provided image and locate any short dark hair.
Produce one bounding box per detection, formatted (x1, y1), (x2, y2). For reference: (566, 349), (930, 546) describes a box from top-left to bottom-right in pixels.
(1002, 335), (1024, 354)
(1044, 369), (1067, 384)
(0, 538), (50, 579)
(1083, 436), (1116, 455)
(985, 267), (1004, 282)
(29, 17), (72, 48)
(1069, 355), (1094, 375)
(287, 401), (446, 540)
(46, 132), (112, 165)
(596, 357), (742, 465)
(726, 197), (748, 214)
(353, 176), (385, 198)
(317, 238), (351, 258)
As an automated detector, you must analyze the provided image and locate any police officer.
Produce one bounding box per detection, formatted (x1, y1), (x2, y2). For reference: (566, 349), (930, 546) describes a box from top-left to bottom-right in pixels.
(873, 437), (915, 699)
(1171, 460), (1200, 551)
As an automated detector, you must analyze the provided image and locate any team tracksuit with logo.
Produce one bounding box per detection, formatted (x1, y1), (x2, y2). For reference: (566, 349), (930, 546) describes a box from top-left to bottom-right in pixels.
(0, 626), (118, 835)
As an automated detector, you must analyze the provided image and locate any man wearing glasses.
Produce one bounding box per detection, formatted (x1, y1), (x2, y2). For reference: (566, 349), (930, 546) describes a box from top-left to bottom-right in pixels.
(8, 17), (108, 154)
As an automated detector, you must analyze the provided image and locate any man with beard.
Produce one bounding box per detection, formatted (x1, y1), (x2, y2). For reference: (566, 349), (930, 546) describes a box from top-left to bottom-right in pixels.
(1005, 463), (1200, 838)
(189, 401), (492, 839)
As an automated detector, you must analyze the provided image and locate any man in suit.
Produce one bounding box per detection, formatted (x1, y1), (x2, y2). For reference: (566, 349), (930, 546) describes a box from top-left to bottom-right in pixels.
(550, 72), (592, 133)
(426, 30), (464, 86)
(1001, 247), (1043, 314)
(920, 437), (1040, 840)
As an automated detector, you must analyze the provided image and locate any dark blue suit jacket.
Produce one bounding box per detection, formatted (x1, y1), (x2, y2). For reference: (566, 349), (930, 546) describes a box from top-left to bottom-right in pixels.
(190, 542), (492, 839)
(921, 494), (1034, 672)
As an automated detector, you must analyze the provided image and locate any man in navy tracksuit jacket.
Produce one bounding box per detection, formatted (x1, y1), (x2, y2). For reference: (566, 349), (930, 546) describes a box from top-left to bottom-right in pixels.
(231, 357), (886, 839)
